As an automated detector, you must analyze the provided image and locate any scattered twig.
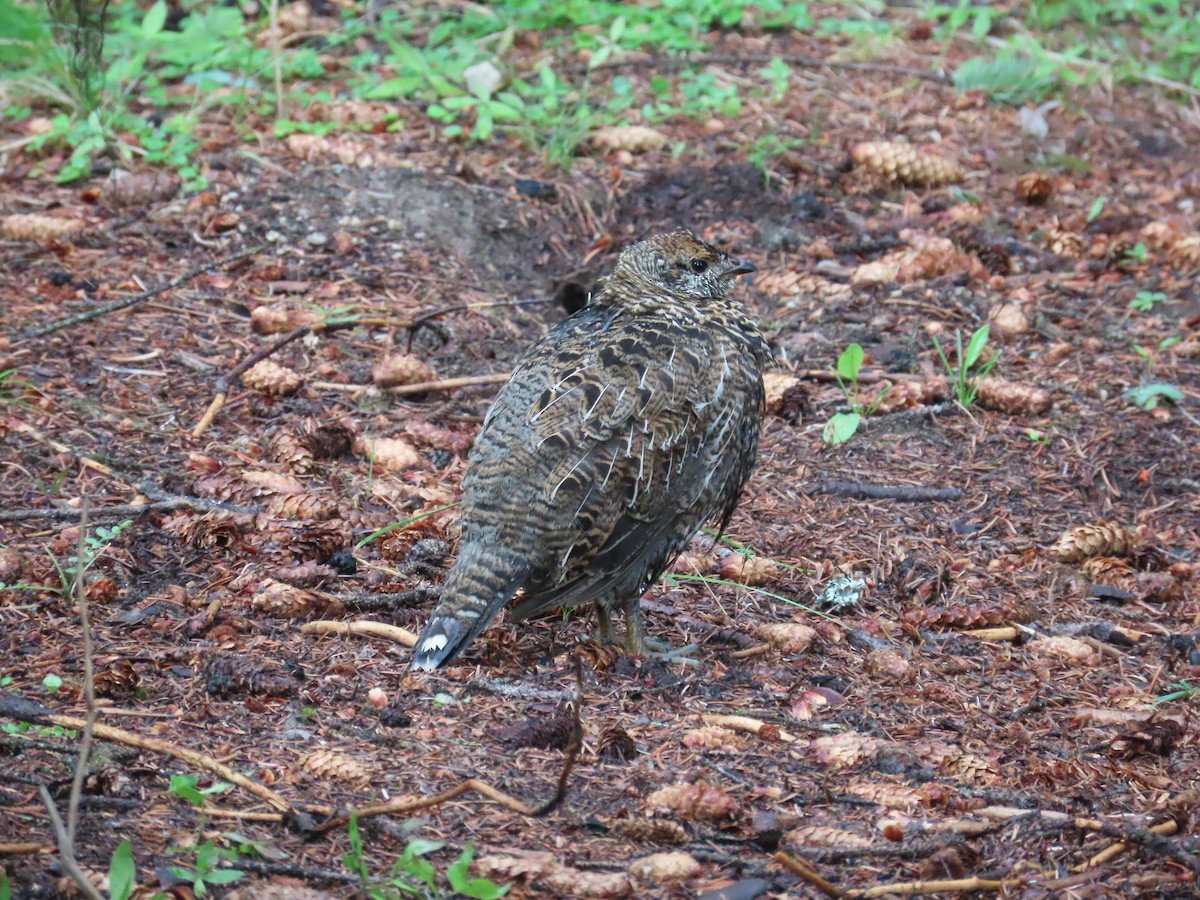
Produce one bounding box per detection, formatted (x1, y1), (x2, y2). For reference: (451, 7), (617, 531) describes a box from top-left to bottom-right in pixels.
(16, 244), (263, 341)
(66, 499), (95, 846)
(406, 297), (557, 350)
(701, 713), (797, 743)
(191, 316), (405, 438)
(385, 372), (512, 396)
(0, 696), (292, 813)
(301, 619), (418, 647)
(0, 843), (47, 855)
(37, 785), (104, 900)
(1083, 820), (1194, 876)
(807, 481), (964, 502)
(0, 495), (257, 524)
(774, 851), (844, 898)
(847, 875), (1021, 897)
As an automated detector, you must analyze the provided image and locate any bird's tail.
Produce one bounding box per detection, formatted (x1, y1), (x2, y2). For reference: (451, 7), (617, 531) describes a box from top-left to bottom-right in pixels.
(410, 545), (528, 671)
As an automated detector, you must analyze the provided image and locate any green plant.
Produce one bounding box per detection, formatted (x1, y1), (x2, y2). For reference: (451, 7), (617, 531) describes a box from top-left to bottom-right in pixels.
(1026, 428), (1051, 447)
(952, 49), (1063, 104)
(0, 871), (8, 900)
(109, 840), (136, 900)
(823, 343), (889, 446)
(44, 519), (133, 597)
(167, 840), (245, 897)
(1155, 681), (1199, 705)
(344, 814), (508, 899)
(168, 773), (234, 807)
(1130, 290), (1168, 313)
(931, 325), (999, 407)
(1125, 383), (1183, 411)
(1086, 196), (1108, 222)
(1122, 242), (1148, 264)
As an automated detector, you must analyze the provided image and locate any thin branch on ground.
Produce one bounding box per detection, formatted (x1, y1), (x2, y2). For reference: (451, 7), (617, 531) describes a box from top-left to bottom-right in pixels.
(0, 697), (292, 813)
(37, 786), (104, 900)
(774, 851), (844, 898)
(66, 498), (96, 846)
(0, 495), (259, 524)
(17, 244), (264, 341)
(807, 481), (964, 502)
(301, 619), (418, 647)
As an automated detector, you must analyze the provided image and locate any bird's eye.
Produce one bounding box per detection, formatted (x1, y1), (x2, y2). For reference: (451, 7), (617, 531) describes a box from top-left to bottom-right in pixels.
(690, 259), (708, 273)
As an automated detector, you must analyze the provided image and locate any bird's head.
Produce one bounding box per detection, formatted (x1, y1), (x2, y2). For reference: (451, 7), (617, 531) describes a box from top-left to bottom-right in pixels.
(606, 230), (756, 304)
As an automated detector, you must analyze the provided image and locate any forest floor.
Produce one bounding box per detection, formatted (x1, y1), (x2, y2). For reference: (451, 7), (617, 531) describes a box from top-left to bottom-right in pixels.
(2, 5), (1200, 899)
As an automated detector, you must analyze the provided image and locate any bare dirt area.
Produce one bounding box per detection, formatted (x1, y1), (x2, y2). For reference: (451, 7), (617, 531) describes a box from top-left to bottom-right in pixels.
(2, 16), (1200, 900)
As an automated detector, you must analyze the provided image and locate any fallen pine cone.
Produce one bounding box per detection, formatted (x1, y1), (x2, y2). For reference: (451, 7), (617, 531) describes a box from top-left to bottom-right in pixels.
(850, 141), (965, 187)
(1015, 172), (1054, 205)
(1047, 522), (1135, 563)
(974, 377), (1051, 415)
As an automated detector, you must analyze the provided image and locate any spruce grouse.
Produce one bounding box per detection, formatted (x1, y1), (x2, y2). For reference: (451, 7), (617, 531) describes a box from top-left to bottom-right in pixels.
(411, 230), (773, 670)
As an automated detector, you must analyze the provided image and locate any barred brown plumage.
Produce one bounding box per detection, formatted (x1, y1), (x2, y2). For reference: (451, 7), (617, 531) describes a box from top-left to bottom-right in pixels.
(410, 230), (774, 671)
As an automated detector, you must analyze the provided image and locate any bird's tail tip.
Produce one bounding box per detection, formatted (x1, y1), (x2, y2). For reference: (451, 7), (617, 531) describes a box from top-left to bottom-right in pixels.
(409, 621), (459, 671)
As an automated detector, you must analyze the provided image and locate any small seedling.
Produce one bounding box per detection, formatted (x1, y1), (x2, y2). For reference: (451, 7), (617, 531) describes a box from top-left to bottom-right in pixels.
(1026, 428), (1051, 447)
(167, 840), (245, 897)
(1086, 196), (1107, 222)
(930, 325), (999, 408)
(344, 813), (508, 899)
(1129, 290), (1167, 313)
(1122, 242), (1148, 264)
(1125, 383), (1183, 411)
(824, 343), (890, 446)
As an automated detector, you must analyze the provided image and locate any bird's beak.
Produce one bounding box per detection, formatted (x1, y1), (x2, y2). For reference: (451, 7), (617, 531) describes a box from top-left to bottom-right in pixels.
(728, 259), (756, 276)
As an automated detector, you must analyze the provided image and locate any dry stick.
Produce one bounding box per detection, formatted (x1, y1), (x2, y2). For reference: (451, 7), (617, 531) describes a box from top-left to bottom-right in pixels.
(1084, 820), (1195, 876)
(16, 244), (264, 342)
(37, 786), (103, 900)
(66, 499), (95, 846)
(34, 502), (104, 900)
(385, 373), (511, 396)
(0, 495), (257, 524)
(848, 875), (1019, 897)
(0, 843), (46, 855)
(405, 297), (557, 351)
(774, 851), (845, 899)
(0, 698), (291, 813)
(190, 316), (407, 438)
(807, 481), (964, 502)
(301, 619), (418, 647)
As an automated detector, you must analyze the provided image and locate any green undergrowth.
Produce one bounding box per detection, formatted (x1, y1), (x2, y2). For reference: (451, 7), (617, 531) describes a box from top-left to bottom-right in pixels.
(0, 0), (1195, 187)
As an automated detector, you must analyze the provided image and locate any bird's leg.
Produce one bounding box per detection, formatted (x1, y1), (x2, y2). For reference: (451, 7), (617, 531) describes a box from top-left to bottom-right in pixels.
(622, 596), (699, 665)
(593, 602), (617, 645)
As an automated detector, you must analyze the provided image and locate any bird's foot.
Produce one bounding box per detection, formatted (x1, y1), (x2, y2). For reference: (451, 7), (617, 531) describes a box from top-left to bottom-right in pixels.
(640, 638), (701, 667)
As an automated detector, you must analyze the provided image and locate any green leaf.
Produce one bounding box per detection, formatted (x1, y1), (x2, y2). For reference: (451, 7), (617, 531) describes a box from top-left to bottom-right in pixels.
(963, 325), (990, 370)
(42, 673), (63, 692)
(109, 841), (136, 900)
(822, 412), (860, 446)
(1086, 196), (1107, 222)
(203, 869), (246, 885)
(1125, 383), (1183, 410)
(447, 845), (509, 899)
(142, 0), (168, 38)
(836, 343), (864, 381)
